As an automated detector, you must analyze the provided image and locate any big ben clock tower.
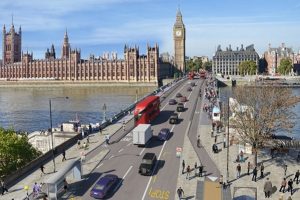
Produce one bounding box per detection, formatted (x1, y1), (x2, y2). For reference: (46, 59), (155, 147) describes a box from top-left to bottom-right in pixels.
(173, 9), (186, 73)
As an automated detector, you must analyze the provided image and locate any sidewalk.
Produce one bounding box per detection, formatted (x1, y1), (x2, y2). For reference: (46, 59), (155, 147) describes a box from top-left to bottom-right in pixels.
(1, 115), (133, 200)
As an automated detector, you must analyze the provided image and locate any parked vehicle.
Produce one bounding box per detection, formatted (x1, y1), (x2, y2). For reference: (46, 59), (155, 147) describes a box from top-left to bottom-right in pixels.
(168, 99), (177, 105)
(90, 174), (118, 199)
(169, 113), (179, 124)
(139, 153), (157, 175)
(134, 96), (160, 125)
(177, 103), (184, 112)
(157, 128), (170, 141)
(190, 82), (195, 87)
(180, 96), (187, 102)
(132, 124), (152, 146)
(187, 87), (192, 92)
(176, 93), (182, 98)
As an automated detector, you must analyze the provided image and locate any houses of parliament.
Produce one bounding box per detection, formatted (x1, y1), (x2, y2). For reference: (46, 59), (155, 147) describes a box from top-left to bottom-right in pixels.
(0, 11), (185, 83)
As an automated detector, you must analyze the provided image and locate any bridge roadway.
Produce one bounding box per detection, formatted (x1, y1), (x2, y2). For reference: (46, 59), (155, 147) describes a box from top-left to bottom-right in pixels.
(75, 78), (214, 200)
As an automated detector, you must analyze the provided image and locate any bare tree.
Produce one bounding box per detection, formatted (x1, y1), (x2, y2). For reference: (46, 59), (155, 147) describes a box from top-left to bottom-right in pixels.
(229, 86), (300, 165)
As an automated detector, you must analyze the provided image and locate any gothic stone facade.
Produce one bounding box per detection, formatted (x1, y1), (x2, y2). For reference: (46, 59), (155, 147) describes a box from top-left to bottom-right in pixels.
(1, 25), (159, 83)
(212, 44), (259, 75)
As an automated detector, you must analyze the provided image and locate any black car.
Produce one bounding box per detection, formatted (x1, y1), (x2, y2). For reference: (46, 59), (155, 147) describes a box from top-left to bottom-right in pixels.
(176, 93), (182, 98)
(168, 99), (177, 105)
(169, 113), (178, 124)
(139, 153), (157, 175)
(177, 103), (184, 112)
(187, 87), (192, 92)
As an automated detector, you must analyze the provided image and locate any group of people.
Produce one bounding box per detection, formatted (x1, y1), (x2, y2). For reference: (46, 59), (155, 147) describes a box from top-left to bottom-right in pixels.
(181, 160), (204, 179)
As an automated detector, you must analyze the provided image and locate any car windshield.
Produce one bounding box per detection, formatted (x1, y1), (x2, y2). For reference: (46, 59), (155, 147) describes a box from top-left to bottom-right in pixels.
(94, 184), (105, 190)
(142, 159), (152, 164)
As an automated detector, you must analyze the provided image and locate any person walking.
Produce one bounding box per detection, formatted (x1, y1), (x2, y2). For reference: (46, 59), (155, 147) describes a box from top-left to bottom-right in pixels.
(63, 179), (68, 192)
(293, 170), (299, 184)
(77, 140), (81, 149)
(62, 150), (66, 162)
(287, 179), (293, 195)
(105, 135), (110, 145)
(86, 135), (90, 144)
(214, 135), (218, 143)
(182, 160), (185, 174)
(284, 164), (288, 176)
(264, 178), (272, 198)
(247, 162), (251, 175)
(197, 136), (201, 148)
(252, 166), (257, 182)
(177, 187), (184, 200)
(239, 151), (244, 162)
(223, 134), (226, 148)
(199, 165), (203, 177)
(260, 163), (264, 178)
(1, 180), (8, 195)
(236, 164), (241, 179)
(219, 175), (224, 188)
(40, 165), (45, 176)
(186, 165), (191, 180)
(279, 178), (287, 193)
(33, 182), (40, 197)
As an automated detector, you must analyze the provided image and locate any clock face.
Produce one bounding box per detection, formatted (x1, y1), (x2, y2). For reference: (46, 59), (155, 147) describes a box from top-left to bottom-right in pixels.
(176, 30), (182, 37)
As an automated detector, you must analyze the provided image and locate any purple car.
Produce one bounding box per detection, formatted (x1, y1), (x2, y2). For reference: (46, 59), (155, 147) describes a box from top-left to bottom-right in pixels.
(90, 174), (118, 199)
(158, 128), (170, 141)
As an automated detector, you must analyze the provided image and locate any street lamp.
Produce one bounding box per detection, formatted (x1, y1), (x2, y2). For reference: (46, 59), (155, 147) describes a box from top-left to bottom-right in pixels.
(49, 96), (69, 172)
(226, 97), (230, 183)
(102, 103), (107, 123)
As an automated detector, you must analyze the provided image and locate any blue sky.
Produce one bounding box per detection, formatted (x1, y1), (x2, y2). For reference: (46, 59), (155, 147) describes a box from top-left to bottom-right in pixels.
(0, 0), (300, 59)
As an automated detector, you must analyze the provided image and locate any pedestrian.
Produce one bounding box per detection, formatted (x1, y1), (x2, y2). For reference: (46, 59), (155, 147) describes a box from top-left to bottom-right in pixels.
(33, 182), (40, 197)
(219, 175), (224, 187)
(287, 179), (293, 195)
(279, 178), (287, 193)
(105, 135), (110, 145)
(87, 135), (90, 144)
(247, 162), (251, 175)
(63, 179), (68, 192)
(77, 140), (81, 149)
(199, 165), (203, 177)
(197, 136), (200, 148)
(99, 126), (102, 134)
(186, 165), (191, 180)
(236, 164), (241, 179)
(293, 170), (299, 184)
(252, 166), (257, 182)
(223, 135), (226, 148)
(40, 165), (45, 176)
(1, 180), (8, 195)
(264, 178), (272, 198)
(62, 150), (66, 162)
(214, 134), (217, 143)
(260, 163), (264, 178)
(182, 160), (185, 174)
(177, 187), (184, 200)
(122, 121), (126, 131)
(83, 142), (87, 149)
(239, 151), (244, 162)
(284, 164), (288, 176)
(194, 162), (197, 170)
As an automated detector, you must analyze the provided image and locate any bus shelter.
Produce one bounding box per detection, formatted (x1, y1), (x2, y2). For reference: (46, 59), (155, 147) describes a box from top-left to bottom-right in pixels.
(44, 158), (81, 200)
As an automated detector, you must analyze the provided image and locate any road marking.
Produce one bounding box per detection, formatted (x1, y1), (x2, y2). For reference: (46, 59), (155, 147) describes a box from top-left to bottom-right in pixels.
(114, 166), (133, 192)
(139, 147), (146, 156)
(141, 138), (168, 200)
(118, 148), (124, 153)
(148, 187), (170, 200)
(109, 155), (114, 160)
(153, 175), (157, 183)
(96, 163), (103, 169)
(126, 142), (132, 146)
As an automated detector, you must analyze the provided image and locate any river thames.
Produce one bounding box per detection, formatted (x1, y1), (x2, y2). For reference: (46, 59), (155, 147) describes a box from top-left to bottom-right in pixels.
(220, 87), (300, 139)
(0, 86), (156, 132)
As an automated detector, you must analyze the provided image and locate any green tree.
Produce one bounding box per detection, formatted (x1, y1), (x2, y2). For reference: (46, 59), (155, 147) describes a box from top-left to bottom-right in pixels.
(185, 58), (202, 72)
(229, 87), (300, 165)
(277, 58), (293, 75)
(0, 128), (41, 177)
(203, 61), (212, 72)
(238, 61), (257, 75)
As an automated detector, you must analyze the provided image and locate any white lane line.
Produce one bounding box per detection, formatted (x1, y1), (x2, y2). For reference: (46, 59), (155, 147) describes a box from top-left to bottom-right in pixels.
(118, 148), (124, 153)
(109, 155), (114, 160)
(141, 138), (168, 200)
(96, 163), (103, 169)
(161, 82), (187, 110)
(114, 166), (133, 192)
(126, 142), (132, 146)
(139, 147), (146, 156)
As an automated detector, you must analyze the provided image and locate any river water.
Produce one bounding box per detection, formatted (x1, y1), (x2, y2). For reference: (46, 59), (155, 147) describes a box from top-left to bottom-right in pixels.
(219, 87), (300, 139)
(0, 86), (155, 132)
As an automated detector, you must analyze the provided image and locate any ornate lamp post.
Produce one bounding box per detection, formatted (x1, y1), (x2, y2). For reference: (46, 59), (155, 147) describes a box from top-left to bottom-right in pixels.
(102, 103), (107, 123)
(49, 96), (69, 172)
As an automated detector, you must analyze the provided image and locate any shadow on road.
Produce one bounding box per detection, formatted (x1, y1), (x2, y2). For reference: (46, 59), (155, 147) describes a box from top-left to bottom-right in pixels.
(151, 110), (175, 126)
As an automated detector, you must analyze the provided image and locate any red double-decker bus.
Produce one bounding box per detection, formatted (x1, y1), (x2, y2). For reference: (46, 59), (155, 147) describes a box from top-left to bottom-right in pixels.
(200, 70), (206, 79)
(188, 71), (195, 80)
(134, 95), (160, 125)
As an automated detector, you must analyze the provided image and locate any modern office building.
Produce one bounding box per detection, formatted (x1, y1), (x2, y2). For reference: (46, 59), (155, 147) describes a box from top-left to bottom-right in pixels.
(0, 23), (159, 84)
(212, 44), (259, 75)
